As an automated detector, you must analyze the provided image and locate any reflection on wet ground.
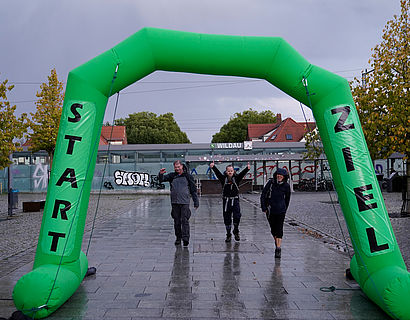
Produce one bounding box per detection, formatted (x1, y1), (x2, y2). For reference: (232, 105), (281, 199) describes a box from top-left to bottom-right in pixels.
(0, 195), (389, 319)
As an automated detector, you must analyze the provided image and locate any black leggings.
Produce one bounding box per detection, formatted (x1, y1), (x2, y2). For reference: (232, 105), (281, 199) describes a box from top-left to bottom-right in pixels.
(267, 212), (285, 238)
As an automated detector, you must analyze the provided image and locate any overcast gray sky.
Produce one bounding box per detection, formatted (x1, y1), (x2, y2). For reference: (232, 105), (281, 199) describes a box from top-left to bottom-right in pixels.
(1, 0), (401, 143)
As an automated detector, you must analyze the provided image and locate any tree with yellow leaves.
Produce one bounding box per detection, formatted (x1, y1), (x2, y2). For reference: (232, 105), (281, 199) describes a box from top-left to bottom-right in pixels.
(0, 77), (29, 170)
(28, 69), (64, 166)
(351, 0), (409, 214)
(303, 128), (323, 161)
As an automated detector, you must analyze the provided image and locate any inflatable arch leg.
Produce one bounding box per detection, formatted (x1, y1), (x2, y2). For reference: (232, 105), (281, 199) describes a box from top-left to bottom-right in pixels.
(13, 28), (409, 319)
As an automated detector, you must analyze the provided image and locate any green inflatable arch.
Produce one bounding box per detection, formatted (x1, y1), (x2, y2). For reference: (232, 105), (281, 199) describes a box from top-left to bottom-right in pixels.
(13, 28), (409, 319)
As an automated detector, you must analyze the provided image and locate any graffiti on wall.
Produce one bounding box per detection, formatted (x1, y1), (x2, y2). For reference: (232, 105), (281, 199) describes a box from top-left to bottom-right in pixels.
(197, 163), (319, 183)
(243, 164), (319, 182)
(112, 170), (165, 189)
(114, 170), (151, 187)
(33, 164), (49, 190)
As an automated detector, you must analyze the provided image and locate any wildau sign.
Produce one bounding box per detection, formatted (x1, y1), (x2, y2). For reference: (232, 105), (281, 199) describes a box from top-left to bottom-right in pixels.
(210, 142), (243, 149)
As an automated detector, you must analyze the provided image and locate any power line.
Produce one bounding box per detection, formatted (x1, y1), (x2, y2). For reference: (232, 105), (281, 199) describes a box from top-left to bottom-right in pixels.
(8, 82), (44, 85)
(8, 79), (264, 104)
(130, 80), (261, 84)
(180, 128), (222, 131)
(9, 99), (37, 104)
(331, 68), (363, 74)
(120, 79), (263, 95)
(7, 69), (360, 103)
(7, 79), (261, 86)
(8, 68), (362, 85)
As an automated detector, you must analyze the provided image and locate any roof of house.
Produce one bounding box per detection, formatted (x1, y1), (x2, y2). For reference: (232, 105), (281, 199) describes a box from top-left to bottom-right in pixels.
(247, 123), (280, 139)
(247, 113), (282, 140)
(247, 116), (316, 142)
(22, 139), (32, 147)
(21, 126), (128, 148)
(100, 126), (128, 145)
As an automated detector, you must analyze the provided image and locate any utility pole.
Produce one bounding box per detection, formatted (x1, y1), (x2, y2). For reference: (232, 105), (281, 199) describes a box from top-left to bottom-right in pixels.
(361, 68), (375, 88)
(7, 154), (13, 217)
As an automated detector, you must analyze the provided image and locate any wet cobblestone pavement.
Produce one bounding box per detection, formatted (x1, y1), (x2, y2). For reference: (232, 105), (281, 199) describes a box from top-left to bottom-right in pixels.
(243, 191), (409, 269)
(0, 192), (407, 319)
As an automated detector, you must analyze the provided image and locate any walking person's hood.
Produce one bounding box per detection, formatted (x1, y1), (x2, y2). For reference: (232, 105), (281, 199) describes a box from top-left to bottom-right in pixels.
(273, 168), (289, 183)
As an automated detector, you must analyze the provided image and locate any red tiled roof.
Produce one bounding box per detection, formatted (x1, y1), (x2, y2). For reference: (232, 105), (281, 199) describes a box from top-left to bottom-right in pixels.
(100, 126), (128, 145)
(247, 115), (316, 143)
(302, 122), (316, 131)
(247, 114), (282, 140)
(22, 126), (128, 147)
(266, 118), (316, 142)
(22, 138), (32, 147)
(247, 123), (279, 139)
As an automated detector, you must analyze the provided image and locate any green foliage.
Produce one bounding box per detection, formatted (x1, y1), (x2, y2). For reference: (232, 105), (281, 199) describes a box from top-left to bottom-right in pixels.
(212, 108), (276, 143)
(303, 128), (323, 160)
(0, 77), (29, 169)
(115, 112), (191, 144)
(28, 69), (65, 162)
(351, 0), (409, 160)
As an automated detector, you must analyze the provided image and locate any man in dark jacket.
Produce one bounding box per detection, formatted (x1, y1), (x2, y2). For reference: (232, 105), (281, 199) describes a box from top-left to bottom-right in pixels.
(260, 168), (291, 258)
(210, 161), (250, 242)
(159, 160), (199, 247)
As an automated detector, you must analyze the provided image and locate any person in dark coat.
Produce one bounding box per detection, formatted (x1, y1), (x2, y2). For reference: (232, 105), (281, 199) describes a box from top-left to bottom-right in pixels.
(159, 160), (199, 247)
(261, 168), (291, 258)
(210, 161), (250, 242)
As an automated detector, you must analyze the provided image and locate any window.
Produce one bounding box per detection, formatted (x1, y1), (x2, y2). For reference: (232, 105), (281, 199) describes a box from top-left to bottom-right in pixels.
(137, 151), (161, 163)
(111, 154), (121, 164)
(120, 152), (136, 163)
(285, 134), (293, 140)
(162, 151), (186, 162)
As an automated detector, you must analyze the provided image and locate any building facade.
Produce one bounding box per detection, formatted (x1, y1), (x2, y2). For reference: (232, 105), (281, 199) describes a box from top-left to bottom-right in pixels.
(2, 141), (406, 193)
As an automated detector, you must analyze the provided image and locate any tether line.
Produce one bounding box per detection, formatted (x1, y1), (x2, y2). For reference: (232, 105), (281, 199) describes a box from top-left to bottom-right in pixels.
(300, 76), (397, 319)
(320, 286), (361, 292)
(300, 76), (352, 258)
(38, 64), (121, 315)
(85, 66), (121, 256)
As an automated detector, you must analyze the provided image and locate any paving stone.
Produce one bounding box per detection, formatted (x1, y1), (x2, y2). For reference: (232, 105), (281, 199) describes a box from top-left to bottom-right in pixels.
(0, 193), (406, 319)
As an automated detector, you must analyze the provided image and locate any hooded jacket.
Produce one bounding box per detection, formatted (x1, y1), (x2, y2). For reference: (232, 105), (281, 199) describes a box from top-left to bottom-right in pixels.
(158, 164), (199, 207)
(260, 168), (291, 214)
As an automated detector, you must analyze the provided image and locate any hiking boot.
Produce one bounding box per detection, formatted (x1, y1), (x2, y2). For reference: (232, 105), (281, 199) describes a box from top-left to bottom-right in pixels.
(275, 247), (281, 258)
(183, 240), (189, 247)
(233, 231), (240, 241)
(225, 233), (232, 242)
(174, 239), (181, 245)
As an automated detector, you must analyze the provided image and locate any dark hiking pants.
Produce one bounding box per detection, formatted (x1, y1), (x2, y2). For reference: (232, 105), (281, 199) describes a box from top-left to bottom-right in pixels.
(222, 197), (241, 229)
(171, 204), (191, 242)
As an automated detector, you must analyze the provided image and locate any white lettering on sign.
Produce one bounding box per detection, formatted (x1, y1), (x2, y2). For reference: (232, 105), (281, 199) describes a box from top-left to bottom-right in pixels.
(210, 142), (243, 149)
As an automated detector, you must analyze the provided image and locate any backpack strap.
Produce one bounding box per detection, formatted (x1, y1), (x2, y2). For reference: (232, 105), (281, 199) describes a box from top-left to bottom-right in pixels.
(232, 176), (239, 194)
(222, 176), (227, 197)
(265, 179), (273, 202)
(222, 176), (240, 196)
